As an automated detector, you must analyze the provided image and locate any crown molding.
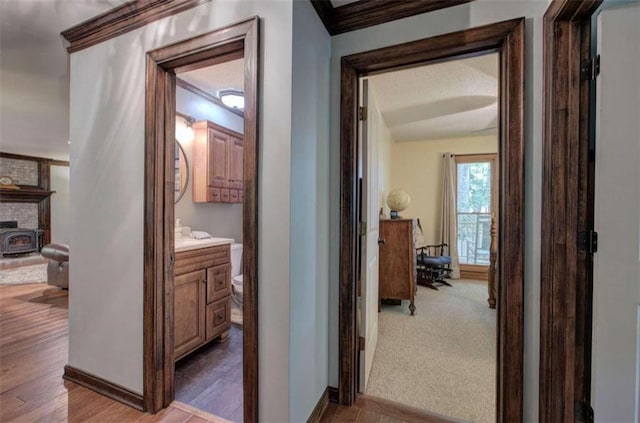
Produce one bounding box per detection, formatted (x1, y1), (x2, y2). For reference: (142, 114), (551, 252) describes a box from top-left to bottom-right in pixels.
(61, 0), (211, 54)
(311, 0), (474, 35)
(176, 78), (245, 118)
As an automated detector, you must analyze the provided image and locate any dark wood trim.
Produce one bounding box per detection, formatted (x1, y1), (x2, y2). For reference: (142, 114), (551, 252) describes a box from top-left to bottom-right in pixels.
(63, 365), (144, 411)
(339, 18), (525, 422)
(144, 17), (259, 421)
(328, 386), (339, 403)
(355, 394), (466, 423)
(540, 1), (602, 421)
(50, 160), (70, 167)
(0, 188), (55, 201)
(176, 78), (244, 118)
(0, 152), (52, 163)
(310, 0), (473, 36)
(310, 1), (336, 34)
(61, 0), (211, 53)
(307, 387), (330, 423)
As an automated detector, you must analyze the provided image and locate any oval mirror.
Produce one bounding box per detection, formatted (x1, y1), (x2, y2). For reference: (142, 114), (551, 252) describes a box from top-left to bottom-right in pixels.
(175, 140), (189, 203)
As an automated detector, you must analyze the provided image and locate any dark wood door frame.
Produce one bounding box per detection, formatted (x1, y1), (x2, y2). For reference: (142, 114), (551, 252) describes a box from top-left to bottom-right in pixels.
(339, 18), (525, 422)
(540, 1), (602, 421)
(143, 17), (259, 421)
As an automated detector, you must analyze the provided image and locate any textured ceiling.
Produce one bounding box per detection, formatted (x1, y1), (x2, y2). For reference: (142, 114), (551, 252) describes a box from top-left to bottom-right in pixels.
(0, 0), (126, 160)
(368, 53), (498, 142)
(178, 59), (245, 98)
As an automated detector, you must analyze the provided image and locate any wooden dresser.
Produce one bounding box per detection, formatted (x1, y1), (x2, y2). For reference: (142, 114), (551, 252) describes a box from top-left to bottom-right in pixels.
(174, 244), (232, 361)
(379, 218), (416, 315)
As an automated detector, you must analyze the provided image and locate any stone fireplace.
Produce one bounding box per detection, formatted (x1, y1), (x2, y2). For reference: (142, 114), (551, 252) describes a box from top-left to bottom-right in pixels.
(0, 203), (39, 229)
(0, 221), (43, 256)
(0, 154), (55, 246)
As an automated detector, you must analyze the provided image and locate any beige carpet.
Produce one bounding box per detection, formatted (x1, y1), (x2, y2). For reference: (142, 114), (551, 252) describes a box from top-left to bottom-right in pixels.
(366, 280), (496, 423)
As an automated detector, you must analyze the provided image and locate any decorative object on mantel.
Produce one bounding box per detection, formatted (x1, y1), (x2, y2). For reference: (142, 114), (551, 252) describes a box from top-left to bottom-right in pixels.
(0, 175), (19, 190)
(386, 188), (410, 219)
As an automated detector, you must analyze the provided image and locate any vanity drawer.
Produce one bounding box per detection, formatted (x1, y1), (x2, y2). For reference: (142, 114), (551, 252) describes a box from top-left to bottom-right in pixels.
(206, 263), (231, 304)
(238, 190), (244, 203)
(175, 245), (230, 276)
(208, 188), (221, 202)
(229, 189), (239, 203)
(220, 188), (230, 203)
(206, 297), (230, 341)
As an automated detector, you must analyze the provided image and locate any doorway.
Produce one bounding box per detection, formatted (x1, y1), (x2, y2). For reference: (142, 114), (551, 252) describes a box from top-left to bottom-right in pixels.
(356, 53), (501, 421)
(143, 17), (259, 422)
(339, 18), (525, 422)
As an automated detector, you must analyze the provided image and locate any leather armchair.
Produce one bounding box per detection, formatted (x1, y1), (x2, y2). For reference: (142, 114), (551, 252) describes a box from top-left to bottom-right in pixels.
(41, 243), (69, 289)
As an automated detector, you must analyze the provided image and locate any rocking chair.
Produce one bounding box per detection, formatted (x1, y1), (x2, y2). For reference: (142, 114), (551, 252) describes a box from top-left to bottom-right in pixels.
(416, 219), (453, 290)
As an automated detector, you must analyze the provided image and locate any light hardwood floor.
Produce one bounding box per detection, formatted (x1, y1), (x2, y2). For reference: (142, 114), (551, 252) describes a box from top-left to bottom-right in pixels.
(0, 283), (228, 423)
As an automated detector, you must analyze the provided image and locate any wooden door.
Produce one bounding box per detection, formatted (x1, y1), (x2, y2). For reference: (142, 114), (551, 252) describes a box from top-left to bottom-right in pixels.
(227, 136), (244, 191)
(208, 128), (229, 188)
(591, 4), (640, 421)
(174, 269), (206, 359)
(358, 79), (380, 393)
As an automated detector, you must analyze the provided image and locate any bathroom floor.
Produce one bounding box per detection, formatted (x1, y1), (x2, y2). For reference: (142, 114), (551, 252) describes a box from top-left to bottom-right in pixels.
(175, 325), (243, 422)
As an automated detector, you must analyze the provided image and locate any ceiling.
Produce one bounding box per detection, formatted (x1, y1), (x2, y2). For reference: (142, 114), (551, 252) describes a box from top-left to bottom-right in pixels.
(178, 59), (245, 98)
(0, 0), (126, 160)
(368, 53), (498, 142)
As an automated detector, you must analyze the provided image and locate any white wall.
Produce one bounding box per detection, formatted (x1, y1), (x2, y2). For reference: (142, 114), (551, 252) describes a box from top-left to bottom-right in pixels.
(174, 112), (243, 243)
(289, 1), (331, 421)
(390, 135), (498, 244)
(50, 164), (70, 245)
(328, 2), (548, 421)
(69, 2), (293, 420)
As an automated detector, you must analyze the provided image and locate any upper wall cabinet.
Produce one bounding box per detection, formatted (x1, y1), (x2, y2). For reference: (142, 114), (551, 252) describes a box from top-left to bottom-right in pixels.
(193, 120), (244, 203)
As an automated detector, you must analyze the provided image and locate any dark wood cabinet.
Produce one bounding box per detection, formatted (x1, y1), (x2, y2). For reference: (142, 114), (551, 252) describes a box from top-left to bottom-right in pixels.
(174, 244), (232, 361)
(192, 120), (243, 203)
(378, 219), (416, 315)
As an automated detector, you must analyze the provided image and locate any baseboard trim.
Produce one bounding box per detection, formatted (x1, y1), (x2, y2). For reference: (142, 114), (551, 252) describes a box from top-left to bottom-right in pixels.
(63, 365), (144, 411)
(307, 387), (330, 423)
(328, 386), (339, 403)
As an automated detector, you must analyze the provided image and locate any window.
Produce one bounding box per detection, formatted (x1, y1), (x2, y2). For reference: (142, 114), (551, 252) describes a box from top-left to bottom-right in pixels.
(456, 154), (497, 266)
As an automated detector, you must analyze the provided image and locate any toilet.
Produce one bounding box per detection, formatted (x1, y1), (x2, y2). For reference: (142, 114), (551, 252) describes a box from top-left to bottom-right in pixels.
(230, 243), (243, 325)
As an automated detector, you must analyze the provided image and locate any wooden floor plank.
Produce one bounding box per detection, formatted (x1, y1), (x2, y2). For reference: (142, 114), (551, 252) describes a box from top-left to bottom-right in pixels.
(0, 283), (230, 423)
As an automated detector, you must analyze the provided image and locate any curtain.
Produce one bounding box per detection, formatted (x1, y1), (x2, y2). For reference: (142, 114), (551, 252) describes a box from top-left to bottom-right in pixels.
(440, 153), (460, 279)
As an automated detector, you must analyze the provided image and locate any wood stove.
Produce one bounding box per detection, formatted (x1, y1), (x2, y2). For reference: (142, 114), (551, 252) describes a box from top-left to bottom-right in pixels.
(0, 221), (43, 256)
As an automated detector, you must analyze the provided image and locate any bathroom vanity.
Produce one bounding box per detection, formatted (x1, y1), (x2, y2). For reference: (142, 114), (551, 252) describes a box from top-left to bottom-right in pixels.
(174, 238), (233, 361)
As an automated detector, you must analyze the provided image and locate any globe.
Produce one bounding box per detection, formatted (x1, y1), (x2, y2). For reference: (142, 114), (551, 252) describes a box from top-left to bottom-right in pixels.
(387, 189), (410, 213)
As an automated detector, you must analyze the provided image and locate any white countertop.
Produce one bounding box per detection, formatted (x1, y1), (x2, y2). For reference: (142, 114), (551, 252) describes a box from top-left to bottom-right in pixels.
(175, 237), (234, 252)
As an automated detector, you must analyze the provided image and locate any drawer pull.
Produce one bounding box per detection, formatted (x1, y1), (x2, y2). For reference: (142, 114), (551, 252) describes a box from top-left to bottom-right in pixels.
(216, 312), (224, 320)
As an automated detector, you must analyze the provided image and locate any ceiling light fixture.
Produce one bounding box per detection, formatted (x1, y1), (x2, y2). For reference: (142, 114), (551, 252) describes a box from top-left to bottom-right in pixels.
(176, 116), (195, 144)
(219, 89), (244, 110)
